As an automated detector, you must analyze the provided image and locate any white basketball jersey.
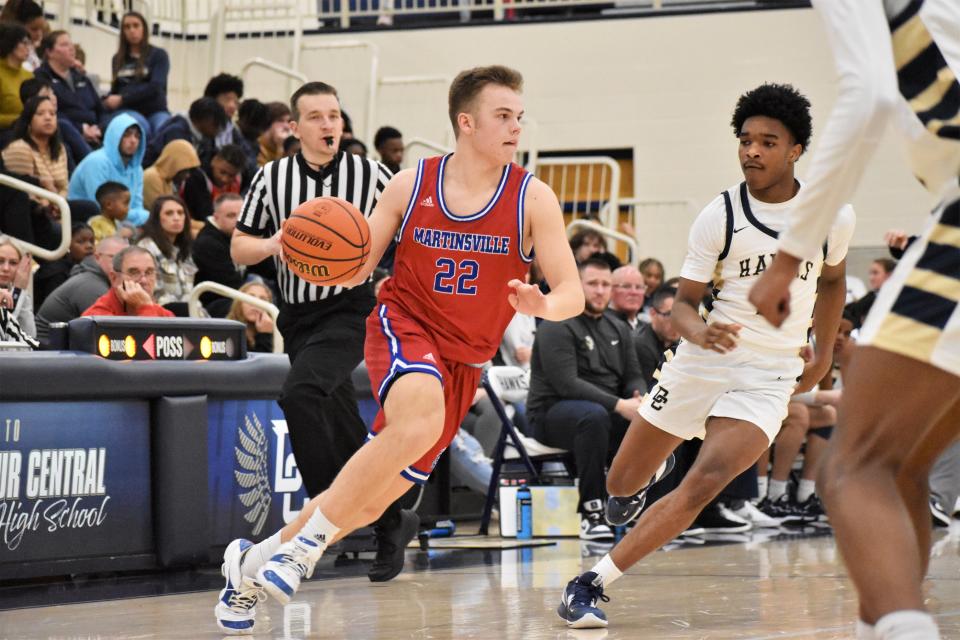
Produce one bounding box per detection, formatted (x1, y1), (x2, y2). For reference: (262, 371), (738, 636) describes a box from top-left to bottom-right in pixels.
(681, 181), (856, 355)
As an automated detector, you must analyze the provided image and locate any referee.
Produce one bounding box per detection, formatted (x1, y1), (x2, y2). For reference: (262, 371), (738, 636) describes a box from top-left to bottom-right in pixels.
(232, 81), (417, 582)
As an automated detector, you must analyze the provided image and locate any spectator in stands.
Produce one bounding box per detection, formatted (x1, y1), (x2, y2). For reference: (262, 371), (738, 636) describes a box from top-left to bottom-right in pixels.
(0, 296), (36, 346)
(136, 194), (195, 314)
(0, 235), (34, 337)
(374, 125), (403, 173)
(36, 234), (126, 342)
(143, 96), (226, 168)
(204, 73), (244, 148)
(181, 143), (244, 221)
(283, 135), (300, 158)
(527, 256), (645, 540)
(341, 137), (367, 157)
(634, 286), (679, 384)
(500, 270), (537, 371)
(68, 113), (149, 225)
(17, 76), (90, 170)
(35, 31), (103, 148)
(32, 222), (94, 309)
(0, 22), (33, 129)
(639, 257), (665, 295)
(82, 245), (173, 318)
(846, 257), (897, 328)
(569, 228), (606, 263)
(0, 0), (44, 71)
(194, 192), (243, 317)
(256, 101), (291, 166)
(2, 96), (67, 201)
(88, 182), (130, 241)
(226, 280), (274, 352)
(236, 98), (269, 164)
(608, 265), (646, 330)
(142, 138), (199, 211)
(103, 11), (170, 137)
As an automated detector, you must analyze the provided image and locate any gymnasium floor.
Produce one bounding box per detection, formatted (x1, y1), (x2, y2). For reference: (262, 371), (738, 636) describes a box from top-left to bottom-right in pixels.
(3, 527), (960, 639)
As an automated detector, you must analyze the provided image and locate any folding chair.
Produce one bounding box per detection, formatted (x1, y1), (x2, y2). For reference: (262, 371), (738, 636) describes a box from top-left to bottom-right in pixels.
(478, 366), (568, 535)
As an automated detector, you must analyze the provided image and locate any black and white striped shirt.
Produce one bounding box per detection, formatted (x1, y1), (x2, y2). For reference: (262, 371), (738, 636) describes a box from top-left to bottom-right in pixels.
(237, 151), (392, 305)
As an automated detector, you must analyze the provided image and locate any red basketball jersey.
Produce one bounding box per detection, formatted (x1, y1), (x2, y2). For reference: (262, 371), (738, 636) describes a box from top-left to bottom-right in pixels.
(378, 154), (535, 364)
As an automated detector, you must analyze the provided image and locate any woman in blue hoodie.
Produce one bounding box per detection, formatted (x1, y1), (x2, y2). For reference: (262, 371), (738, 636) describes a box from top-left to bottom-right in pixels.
(101, 12), (170, 138)
(67, 113), (149, 226)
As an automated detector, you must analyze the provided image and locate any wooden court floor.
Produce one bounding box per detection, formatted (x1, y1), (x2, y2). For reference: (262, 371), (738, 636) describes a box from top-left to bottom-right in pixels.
(3, 529), (960, 639)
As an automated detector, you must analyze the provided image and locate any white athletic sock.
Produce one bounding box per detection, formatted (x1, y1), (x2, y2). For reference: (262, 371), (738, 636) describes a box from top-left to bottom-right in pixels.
(875, 610), (940, 640)
(857, 620), (876, 640)
(589, 554), (623, 588)
(797, 479), (816, 503)
(757, 475), (769, 500)
(241, 531), (282, 578)
(299, 507), (340, 555)
(768, 479), (788, 502)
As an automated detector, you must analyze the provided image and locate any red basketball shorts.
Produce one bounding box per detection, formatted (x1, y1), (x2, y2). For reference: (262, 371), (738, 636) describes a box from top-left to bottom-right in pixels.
(364, 302), (482, 484)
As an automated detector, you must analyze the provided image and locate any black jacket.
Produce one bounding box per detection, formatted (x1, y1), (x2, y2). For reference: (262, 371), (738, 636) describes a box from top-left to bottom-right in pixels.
(634, 323), (677, 388)
(527, 312), (645, 419)
(193, 219), (243, 312)
(35, 62), (103, 129)
(110, 47), (170, 117)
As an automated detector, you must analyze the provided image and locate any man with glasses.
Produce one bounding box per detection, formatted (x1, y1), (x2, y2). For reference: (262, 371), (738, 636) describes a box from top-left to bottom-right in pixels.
(36, 235), (129, 341)
(608, 266), (646, 331)
(82, 246), (172, 318)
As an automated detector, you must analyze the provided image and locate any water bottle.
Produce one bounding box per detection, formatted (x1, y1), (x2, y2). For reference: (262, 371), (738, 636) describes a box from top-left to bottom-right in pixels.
(516, 484), (532, 540)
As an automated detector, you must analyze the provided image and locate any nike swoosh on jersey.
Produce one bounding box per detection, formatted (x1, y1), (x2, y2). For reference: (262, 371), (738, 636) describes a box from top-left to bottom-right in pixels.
(733, 226), (749, 233)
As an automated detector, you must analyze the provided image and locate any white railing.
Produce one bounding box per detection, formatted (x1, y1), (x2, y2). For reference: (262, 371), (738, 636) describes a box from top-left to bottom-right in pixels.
(535, 156), (621, 229)
(187, 281), (284, 354)
(567, 219), (638, 267)
(0, 174), (71, 262)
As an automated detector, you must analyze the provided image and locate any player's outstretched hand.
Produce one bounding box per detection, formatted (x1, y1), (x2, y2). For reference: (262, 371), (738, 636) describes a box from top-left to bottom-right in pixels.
(507, 279), (547, 317)
(698, 321), (741, 353)
(749, 253), (800, 327)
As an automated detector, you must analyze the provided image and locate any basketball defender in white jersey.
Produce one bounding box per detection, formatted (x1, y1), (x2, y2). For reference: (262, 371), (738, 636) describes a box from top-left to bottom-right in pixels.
(751, 2), (960, 638)
(557, 83), (854, 629)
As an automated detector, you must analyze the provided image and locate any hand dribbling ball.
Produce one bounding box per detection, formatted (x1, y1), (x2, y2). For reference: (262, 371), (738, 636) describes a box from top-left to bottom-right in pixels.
(281, 197), (370, 286)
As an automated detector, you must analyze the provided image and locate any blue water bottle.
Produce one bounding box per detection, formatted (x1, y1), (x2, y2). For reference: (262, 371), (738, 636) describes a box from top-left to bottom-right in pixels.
(516, 484), (532, 540)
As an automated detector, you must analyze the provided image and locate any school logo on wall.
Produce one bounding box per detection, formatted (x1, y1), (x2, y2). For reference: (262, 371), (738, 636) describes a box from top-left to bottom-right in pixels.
(233, 413), (309, 537)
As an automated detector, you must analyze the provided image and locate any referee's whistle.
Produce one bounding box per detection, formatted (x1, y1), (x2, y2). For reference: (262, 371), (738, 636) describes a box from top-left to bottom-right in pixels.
(324, 136), (335, 147)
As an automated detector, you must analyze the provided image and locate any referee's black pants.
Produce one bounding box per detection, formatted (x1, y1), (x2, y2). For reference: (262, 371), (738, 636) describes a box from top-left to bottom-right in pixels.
(277, 284), (401, 528)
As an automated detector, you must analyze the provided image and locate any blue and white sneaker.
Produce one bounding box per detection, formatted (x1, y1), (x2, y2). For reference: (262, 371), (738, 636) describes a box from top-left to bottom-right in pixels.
(256, 535), (322, 605)
(215, 538), (266, 635)
(605, 452), (676, 526)
(557, 571), (610, 628)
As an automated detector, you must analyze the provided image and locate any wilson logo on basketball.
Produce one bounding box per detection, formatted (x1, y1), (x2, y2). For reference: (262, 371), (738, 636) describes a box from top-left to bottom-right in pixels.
(285, 226), (333, 251)
(283, 252), (330, 279)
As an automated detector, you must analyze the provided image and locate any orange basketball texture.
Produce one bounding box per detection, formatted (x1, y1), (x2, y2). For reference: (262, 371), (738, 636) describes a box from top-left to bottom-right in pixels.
(281, 197), (371, 285)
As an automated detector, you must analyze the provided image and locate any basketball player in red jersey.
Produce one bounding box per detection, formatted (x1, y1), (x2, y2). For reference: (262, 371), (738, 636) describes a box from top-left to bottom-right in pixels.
(216, 65), (584, 622)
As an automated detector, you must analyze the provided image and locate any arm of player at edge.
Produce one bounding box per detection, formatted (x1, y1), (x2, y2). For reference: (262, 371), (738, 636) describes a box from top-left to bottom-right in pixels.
(749, 0), (897, 326)
(512, 178), (584, 321)
(797, 260), (847, 392)
(340, 169), (416, 288)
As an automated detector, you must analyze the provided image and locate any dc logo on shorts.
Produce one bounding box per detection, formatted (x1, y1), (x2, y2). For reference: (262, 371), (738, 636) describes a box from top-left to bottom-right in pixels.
(651, 387), (669, 411)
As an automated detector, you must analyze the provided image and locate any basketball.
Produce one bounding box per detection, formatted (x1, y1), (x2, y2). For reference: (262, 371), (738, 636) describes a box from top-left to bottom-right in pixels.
(280, 196), (371, 286)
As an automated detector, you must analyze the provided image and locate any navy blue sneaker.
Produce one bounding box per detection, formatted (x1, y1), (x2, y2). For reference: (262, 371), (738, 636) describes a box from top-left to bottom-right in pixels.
(557, 571), (610, 628)
(605, 453), (676, 526)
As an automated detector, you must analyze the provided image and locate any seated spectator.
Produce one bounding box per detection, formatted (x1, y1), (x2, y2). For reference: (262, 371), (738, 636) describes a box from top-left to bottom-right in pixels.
(0, 295), (37, 346)
(2, 96), (67, 201)
(68, 114), (149, 225)
(82, 245), (173, 318)
(0, 234), (34, 337)
(633, 286), (680, 384)
(341, 137), (367, 157)
(235, 98), (268, 167)
(203, 73), (244, 149)
(846, 257), (897, 328)
(0, 22), (33, 129)
(283, 135), (300, 158)
(500, 309), (535, 371)
(135, 195), (196, 314)
(35, 31), (103, 148)
(17, 76), (90, 171)
(143, 96), (226, 168)
(374, 125), (403, 173)
(88, 181), (130, 241)
(0, 0), (44, 71)
(193, 193), (243, 316)
(608, 265), (646, 330)
(526, 256), (645, 540)
(142, 138), (199, 211)
(102, 11), (170, 137)
(181, 143), (243, 221)
(569, 228), (606, 263)
(256, 101), (291, 166)
(639, 257), (665, 297)
(36, 234), (126, 342)
(32, 222), (94, 309)
(226, 280), (274, 353)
